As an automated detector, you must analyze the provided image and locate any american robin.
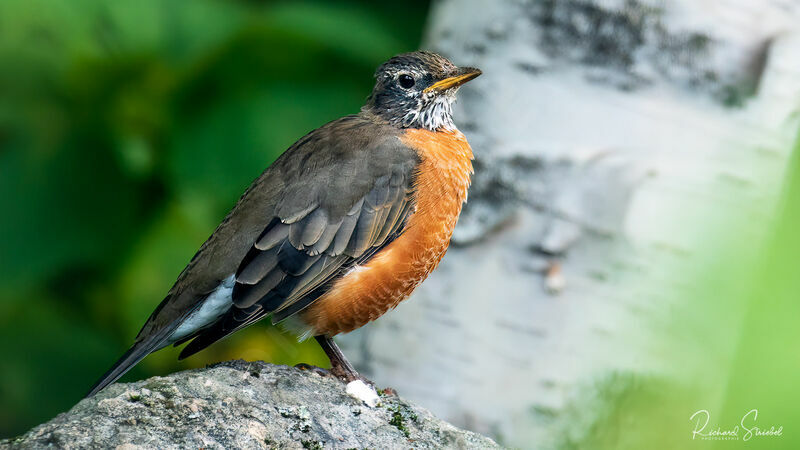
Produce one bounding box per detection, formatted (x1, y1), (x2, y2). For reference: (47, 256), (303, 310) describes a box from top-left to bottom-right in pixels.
(87, 51), (481, 396)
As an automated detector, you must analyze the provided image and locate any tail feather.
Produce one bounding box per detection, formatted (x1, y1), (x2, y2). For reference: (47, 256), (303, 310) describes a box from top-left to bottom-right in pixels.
(85, 336), (168, 397)
(177, 310), (268, 360)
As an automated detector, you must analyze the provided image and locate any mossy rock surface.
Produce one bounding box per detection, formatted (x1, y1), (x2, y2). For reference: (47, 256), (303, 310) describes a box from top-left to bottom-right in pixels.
(1, 360), (498, 449)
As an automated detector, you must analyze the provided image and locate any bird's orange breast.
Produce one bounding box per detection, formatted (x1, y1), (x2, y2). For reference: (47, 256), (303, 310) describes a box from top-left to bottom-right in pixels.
(300, 128), (474, 336)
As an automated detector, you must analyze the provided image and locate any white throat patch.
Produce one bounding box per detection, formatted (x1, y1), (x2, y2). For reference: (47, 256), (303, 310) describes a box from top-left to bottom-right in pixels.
(402, 93), (457, 131)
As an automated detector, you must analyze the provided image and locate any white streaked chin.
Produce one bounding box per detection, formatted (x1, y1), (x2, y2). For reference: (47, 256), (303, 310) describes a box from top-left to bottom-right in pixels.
(401, 94), (456, 131)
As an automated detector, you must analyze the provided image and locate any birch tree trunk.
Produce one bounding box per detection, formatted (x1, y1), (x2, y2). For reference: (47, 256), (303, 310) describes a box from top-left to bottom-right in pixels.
(340, 0), (800, 447)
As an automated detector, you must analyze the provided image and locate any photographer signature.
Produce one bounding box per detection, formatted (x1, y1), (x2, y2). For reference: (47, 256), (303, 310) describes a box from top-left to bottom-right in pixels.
(690, 409), (783, 441)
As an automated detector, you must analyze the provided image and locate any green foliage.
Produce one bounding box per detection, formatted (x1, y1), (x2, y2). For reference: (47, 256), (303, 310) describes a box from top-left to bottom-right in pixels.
(552, 130), (800, 450)
(712, 131), (800, 450)
(553, 372), (694, 450)
(0, 0), (429, 437)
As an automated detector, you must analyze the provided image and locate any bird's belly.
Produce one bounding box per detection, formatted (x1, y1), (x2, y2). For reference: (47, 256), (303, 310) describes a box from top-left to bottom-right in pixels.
(299, 210), (459, 336)
(300, 128), (473, 336)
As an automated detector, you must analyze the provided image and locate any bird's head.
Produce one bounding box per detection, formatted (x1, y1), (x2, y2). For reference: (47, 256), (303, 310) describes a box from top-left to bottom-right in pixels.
(363, 51), (481, 131)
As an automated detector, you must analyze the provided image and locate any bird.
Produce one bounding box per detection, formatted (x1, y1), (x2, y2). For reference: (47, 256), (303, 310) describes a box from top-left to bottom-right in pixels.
(87, 51), (481, 396)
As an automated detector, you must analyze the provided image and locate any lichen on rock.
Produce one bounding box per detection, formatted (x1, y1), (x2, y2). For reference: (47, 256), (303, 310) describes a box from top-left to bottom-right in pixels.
(2, 361), (498, 449)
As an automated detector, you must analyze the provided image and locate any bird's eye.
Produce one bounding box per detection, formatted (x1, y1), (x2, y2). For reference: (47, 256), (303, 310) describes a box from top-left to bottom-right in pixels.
(398, 74), (416, 89)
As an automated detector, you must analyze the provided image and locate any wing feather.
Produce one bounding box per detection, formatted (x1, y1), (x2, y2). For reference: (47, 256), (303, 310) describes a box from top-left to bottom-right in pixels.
(235, 267), (286, 308)
(236, 246), (279, 285)
(175, 122), (419, 359)
(309, 220), (342, 256)
(330, 206), (361, 256)
(300, 208), (329, 247)
(255, 222), (289, 251)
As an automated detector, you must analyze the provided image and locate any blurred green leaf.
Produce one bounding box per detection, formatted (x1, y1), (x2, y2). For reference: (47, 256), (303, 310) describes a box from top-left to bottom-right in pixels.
(0, 0), (430, 438)
(0, 298), (121, 437)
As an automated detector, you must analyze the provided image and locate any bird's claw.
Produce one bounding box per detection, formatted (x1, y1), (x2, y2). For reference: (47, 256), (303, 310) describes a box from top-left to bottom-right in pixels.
(294, 363), (332, 378)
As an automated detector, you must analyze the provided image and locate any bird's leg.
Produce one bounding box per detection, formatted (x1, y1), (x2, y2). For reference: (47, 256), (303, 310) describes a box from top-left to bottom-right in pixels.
(314, 335), (366, 384)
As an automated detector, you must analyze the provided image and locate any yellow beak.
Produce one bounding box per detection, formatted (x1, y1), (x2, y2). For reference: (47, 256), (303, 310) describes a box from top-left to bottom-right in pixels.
(423, 68), (482, 93)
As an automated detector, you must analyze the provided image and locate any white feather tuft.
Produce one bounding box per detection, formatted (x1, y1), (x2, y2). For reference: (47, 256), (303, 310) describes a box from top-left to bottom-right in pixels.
(169, 275), (235, 343)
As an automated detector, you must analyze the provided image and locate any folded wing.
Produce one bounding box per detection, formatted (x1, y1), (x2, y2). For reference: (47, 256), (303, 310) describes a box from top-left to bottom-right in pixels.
(177, 131), (418, 358)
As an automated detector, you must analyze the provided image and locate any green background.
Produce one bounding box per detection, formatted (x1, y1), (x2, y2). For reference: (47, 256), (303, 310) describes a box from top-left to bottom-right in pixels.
(0, 0), (430, 437)
(3, 1), (800, 448)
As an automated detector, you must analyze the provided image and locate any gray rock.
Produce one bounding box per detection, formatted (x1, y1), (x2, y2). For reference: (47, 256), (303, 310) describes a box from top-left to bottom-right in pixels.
(1, 361), (498, 450)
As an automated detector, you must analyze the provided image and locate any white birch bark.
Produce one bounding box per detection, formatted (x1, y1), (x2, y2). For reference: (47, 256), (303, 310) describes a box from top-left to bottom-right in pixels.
(340, 0), (800, 447)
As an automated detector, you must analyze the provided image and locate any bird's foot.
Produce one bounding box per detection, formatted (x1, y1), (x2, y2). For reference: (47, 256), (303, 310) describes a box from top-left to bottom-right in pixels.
(311, 334), (379, 406)
(294, 363), (374, 388)
(328, 364), (374, 387)
(294, 363), (331, 378)
(297, 361), (379, 406)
